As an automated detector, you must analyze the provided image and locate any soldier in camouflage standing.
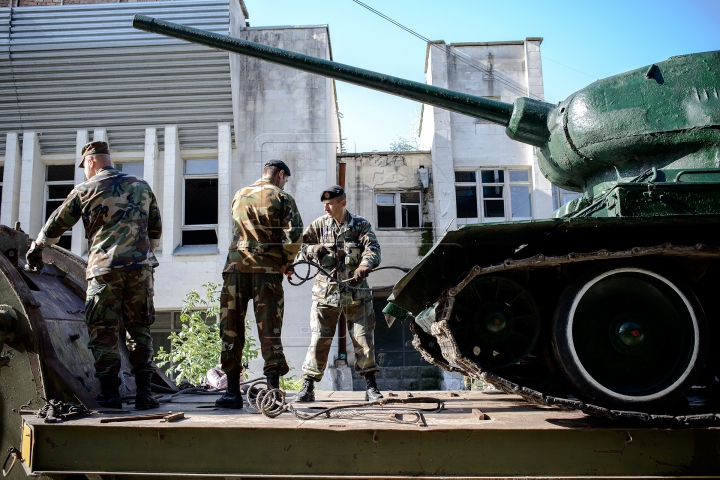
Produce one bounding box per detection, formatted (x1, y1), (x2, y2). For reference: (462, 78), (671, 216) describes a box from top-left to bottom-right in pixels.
(26, 141), (162, 410)
(293, 185), (384, 403)
(215, 160), (303, 409)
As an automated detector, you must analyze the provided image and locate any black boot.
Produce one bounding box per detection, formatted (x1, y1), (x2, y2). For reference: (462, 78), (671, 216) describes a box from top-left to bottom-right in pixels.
(364, 372), (384, 401)
(215, 374), (243, 409)
(292, 378), (315, 402)
(134, 370), (160, 411)
(96, 375), (122, 409)
(266, 372), (280, 390)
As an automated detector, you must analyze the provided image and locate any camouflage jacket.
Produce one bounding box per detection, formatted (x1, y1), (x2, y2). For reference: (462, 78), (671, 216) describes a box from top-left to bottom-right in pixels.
(298, 211), (381, 306)
(223, 179), (303, 274)
(38, 167), (162, 279)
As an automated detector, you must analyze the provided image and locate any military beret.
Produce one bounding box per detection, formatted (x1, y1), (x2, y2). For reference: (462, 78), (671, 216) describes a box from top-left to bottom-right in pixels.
(264, 159), (291, 176)
(78, 141), (110, 168)
(321, 185), (345, 201)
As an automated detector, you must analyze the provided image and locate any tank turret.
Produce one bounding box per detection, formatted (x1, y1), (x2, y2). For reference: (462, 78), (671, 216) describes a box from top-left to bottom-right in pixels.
(133, 15), (719, 195)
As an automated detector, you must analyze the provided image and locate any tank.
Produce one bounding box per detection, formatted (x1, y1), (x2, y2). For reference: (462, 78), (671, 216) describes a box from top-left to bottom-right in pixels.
(1, 224), (177, 478)
(132, 15), (720, 414)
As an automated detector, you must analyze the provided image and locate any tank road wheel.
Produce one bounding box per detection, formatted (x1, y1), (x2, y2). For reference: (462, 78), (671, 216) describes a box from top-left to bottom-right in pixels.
(448, 276), (541, 369)
(552, 267), (708, 410)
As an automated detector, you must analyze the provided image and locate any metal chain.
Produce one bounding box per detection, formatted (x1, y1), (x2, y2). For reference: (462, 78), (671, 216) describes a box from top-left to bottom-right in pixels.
(411, 242), (720, 428)
(243, 380), (443, 426)
(35, 398), (90, 423)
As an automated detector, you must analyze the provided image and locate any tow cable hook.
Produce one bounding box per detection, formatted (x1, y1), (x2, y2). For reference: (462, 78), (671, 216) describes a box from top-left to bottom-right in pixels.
(2, 447), (20, 477)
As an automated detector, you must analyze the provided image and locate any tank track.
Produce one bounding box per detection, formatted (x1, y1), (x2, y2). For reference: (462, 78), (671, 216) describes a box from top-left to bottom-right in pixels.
(410, 242), (720, 427)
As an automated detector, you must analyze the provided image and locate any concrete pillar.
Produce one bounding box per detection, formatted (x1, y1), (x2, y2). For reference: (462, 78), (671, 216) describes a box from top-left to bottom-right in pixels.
(93, 129), (107, 144)
(18, 132), (45, 238)
(1, 133), (22, 226)
(427, 43), (458, 235)
(162, 126), (182, 255)
(143, 128), (160, 191)
(71, 130), (89, 256)
(217, 123), (232, 255)
(524, 38), (554, 219)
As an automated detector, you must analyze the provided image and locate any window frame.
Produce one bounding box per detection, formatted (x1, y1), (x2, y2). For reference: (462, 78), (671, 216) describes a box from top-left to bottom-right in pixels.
(454, 167), (534, 224)
(374, 189), (423, 230)
(44, 164), (76, 247)
(181, 159), (219, 246)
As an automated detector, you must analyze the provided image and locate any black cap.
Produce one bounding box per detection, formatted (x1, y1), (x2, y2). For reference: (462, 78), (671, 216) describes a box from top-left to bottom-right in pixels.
(264, 159), (291, 176)
(79, 141), (109, 168)
(321, 185), (345, 201)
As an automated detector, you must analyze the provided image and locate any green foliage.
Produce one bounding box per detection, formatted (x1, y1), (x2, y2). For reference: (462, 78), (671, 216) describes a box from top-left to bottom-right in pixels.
(280, 366), (304, 391)
(154, 282), (259, 385)
(418, 222), (434, 257)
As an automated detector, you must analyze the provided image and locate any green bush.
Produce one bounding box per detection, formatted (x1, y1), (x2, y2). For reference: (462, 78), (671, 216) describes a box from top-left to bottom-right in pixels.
(155, 282), (259, 385)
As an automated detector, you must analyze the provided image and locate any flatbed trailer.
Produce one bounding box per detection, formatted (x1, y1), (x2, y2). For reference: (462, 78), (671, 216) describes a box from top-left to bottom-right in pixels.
(17, 390), (720, 478)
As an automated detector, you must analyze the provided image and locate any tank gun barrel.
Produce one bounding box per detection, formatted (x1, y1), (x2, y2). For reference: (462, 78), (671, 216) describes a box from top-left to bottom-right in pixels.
(132, 15), (551, 147)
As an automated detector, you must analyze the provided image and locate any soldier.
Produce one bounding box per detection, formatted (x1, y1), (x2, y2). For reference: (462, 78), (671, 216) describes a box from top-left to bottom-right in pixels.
(293, 185), (384, 403)
(25, 141), (162, 410)
(214, 159), (303, 409)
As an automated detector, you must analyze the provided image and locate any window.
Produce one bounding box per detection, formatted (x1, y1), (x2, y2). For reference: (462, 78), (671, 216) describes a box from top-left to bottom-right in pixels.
(182, 159), (218, 246)
(116, 162), (144, 178)
(454, 168), (533, 223)
(375, 191), (422, 229)
(45, 165), (75, 249)
(552, 185), (583, 210)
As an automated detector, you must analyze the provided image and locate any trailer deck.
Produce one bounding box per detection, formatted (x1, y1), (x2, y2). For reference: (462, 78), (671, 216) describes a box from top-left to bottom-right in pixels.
(18, 390), (720, 478)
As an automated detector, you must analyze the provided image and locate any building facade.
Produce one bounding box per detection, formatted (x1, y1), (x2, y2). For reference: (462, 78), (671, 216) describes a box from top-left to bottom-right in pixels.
(1, 0), (341, 385)
(420, 39), (555, 235)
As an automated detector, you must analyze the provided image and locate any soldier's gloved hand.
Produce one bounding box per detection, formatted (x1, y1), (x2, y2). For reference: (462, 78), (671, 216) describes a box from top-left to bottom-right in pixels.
(352, 264), (372, 282)
(312, 245), (331, 261)
(26, 240), (44, 272)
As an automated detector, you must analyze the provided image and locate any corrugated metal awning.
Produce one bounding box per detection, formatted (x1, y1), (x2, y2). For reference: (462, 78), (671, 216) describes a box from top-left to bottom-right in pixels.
(0, 0), (234, 155)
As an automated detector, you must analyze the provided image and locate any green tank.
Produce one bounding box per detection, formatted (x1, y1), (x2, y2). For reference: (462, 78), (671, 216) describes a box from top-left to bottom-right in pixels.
(130, 15), (720, 414)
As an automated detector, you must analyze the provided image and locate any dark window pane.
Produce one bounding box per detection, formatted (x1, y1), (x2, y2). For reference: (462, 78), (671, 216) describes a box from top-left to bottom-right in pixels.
(153, 312), (172, 330)
(481, 169), (504, 184)
(184, 178), (218, 225)
(47, 165), (75, 181)
(400, 192), (420, 203)
(0, 166), (4, 178)
(56, 235), (72, 249)
(484, 199), (505, 218)
(482, 185), (503, 199)
(377, 205), (396, 228)
(376, 352), (404, 367)
(455, 186), (478, 218)
(182, 229), (218, 246)
(45, 200), (63, 220)
(48, 185), (73, 200)
(373, 297), (403, 351)
(401, 204), (420, 228)
(455, 171), (476, 183)
(404, 350), (428, 367)
(0, 186), (2, 217)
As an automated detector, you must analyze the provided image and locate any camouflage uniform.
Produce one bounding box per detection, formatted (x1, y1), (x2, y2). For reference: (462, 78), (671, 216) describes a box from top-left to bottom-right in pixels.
(38, 166), (162, 378)
(220, 179), (303, 377)
(297, 211), (381, 381)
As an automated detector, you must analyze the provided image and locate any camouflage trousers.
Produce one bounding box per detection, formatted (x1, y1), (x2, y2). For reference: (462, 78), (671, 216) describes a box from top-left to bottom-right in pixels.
(85, 267), (155, 379)
(301, 299), (379, 382)
(219, 272), (289, 377)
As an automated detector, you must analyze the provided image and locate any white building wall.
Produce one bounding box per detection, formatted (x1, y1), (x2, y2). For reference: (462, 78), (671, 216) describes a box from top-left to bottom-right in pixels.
(424, 39), (554, 236)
